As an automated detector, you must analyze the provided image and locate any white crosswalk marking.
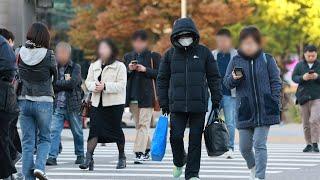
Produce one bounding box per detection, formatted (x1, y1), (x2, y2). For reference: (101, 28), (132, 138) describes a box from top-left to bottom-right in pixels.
(17, 142), (320, 180)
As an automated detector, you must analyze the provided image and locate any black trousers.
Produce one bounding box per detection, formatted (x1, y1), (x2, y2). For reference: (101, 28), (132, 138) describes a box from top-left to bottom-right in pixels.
(0, 111), (17, 178)
(170, 112), (205, 180)
(9, 114), (22, 160)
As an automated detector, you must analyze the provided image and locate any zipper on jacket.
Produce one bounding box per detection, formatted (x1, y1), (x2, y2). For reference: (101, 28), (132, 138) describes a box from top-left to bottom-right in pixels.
(185, 47), (188, 112)
(251, 60), (261, 126)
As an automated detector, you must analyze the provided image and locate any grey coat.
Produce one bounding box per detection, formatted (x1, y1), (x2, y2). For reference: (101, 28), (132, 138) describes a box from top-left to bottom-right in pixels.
(224, 52), (282, 129)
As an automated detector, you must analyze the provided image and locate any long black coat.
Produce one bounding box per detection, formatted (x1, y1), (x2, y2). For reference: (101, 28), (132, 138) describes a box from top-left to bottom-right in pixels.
(124, 50), (161, 108)
(157, 18), (222, 113)
(0, 36), (17, 178)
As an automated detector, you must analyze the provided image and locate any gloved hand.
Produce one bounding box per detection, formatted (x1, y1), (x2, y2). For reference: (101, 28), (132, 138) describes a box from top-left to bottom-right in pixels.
(162, 106), (170, 115)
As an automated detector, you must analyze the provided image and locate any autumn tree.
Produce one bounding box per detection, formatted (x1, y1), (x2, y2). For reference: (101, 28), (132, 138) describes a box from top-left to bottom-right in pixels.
(234, 0), (320, 62)
(68, 0), (253, 59)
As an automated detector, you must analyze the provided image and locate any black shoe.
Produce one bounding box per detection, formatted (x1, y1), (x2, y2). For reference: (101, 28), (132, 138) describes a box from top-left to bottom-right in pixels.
(75, 155), (85, 164)
(143, 149), (151, 161)
(79, 152), (94, 171)
(134, 152), (144, 164)
(303, 144), (313, 152)
(116, 155), (126, 169)
(313, 143), (319, 152)
(46, 157), (57, 166)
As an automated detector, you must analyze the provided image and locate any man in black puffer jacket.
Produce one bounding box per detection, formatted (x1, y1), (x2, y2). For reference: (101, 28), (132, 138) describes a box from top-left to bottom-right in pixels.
(157, 18), (222, 180)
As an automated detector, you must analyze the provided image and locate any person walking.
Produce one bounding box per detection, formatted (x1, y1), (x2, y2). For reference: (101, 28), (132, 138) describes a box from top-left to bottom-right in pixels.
(46, 42), (85, 166)
(124, 30), (161, 164)
(212, 28), (237, 159)
(0, 34), (18, 180)
(157, 18), (222, 180)
(80, 39), (127, 170)
(17, 22), (57, 180)
(224, 26), (282, 180)
(292, 45), (320, 153)
(0, 28), (22, 164)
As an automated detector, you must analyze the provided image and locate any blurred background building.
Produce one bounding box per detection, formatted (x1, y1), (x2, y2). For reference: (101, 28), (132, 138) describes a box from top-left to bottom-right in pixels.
(0, 0), (36, 47)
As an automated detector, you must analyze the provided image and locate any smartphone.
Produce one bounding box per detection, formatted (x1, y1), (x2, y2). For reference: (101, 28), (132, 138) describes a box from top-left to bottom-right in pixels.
(234, 67), (243, 77)
(64, 73), (71, 80)
(309, 70), (315, 74)
(131, 60), (138, 65)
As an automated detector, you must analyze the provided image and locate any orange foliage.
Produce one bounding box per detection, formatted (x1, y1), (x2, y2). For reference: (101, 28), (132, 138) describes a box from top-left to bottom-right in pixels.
(69, 0), (253, 58)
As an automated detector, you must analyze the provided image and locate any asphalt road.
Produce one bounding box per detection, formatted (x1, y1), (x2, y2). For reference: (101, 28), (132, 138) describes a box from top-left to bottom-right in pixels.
(15, 124), (320, 180)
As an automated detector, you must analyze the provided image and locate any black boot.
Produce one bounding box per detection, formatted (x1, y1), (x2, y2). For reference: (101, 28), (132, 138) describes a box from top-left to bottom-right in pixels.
(313, 143), (319, 152)
(303, 144), (313, 152)
(116, 154), (126, 169)
(79, 152), (94, 171)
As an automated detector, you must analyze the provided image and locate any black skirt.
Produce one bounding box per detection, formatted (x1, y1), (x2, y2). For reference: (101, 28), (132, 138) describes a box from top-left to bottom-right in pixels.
(88, 104), (125, 143)
(0, 111), (17, 178)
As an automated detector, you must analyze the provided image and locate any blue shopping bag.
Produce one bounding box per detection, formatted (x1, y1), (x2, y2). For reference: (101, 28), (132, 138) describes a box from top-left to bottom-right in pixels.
(151, 115), (169, 161)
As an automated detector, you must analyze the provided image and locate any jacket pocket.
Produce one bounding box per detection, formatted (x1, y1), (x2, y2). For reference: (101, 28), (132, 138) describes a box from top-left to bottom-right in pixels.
(264, 94), (280, 115)
(238, 97), (252, 121)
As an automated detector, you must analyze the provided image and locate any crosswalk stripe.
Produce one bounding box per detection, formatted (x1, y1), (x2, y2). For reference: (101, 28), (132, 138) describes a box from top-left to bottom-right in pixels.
(16, 143), (320, 180)
(46, 172), (249, 179)
(51, 167), (282, 174)
(93, 164), (300, 170)
(109, 160), (317, 167)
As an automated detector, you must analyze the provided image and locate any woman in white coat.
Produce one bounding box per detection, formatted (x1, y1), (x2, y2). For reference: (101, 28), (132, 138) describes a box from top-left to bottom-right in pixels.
(79, 39), (127, 170)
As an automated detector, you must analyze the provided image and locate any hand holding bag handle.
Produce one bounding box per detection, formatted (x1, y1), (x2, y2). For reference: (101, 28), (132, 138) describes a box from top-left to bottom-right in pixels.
(150, 53), (161, 111)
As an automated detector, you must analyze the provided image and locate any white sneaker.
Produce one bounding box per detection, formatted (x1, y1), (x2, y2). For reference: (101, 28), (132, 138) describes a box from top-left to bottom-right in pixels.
(249, 166), (255, 180)
(254, 178), (264, 180)
(225, 149), (234, 159)
(33, 169), (48, 180)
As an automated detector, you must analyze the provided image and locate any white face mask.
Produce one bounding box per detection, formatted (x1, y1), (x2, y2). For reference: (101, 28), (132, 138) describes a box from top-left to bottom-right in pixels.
(178, 37), (193, 47)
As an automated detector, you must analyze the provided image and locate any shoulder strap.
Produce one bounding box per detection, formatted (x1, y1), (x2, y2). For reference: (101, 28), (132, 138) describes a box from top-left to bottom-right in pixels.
(263, 53), (268, 64)
(150, 52), (158, 100)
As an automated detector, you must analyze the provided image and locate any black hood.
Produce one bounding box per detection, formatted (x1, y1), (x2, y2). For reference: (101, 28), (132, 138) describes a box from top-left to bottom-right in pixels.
(170, 18), (200, 49)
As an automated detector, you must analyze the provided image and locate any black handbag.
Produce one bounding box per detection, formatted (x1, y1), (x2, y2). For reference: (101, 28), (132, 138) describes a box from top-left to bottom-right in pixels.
(204, 109), (229, 157)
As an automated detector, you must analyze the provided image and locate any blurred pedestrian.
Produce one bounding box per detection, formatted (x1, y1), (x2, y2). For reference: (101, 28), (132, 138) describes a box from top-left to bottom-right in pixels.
(0, 34), (18, 180)
(17, 22), (57, 180)
(0, 28), (15, 47)
(212, 28), (237, 159)
(124, 30), (161, 164)
(46, 42), (84, 166)
(80, 39), (127, 170)
(292, 45), (320, 153)
(224, 26), (282, 180)
(0, 28), (22, 164)
(157, 18), (222, 180)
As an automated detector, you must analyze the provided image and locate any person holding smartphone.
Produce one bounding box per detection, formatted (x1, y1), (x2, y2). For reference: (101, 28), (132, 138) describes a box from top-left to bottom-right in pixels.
(123, 30), (161, 164)
(292, 45), (320, 153)
(224, 26), (282, 180)
(46, 42), (84, 166)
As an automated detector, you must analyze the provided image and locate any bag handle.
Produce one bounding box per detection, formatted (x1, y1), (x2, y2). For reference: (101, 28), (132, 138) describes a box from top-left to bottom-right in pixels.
(206, 108), (221, 126)
(150, 52), (158, 102)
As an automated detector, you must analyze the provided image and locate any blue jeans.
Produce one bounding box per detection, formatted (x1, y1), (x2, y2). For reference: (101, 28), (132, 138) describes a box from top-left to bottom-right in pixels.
(49, 107), (84, 158)
(207, 95), (237, 150)
(239, 126), (270, 179)
(19, 100), (53, 180)
(221, 95), (237, 150)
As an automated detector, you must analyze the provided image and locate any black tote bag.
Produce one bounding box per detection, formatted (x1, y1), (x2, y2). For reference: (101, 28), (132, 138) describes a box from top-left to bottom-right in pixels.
(204, 109), (229, 157)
